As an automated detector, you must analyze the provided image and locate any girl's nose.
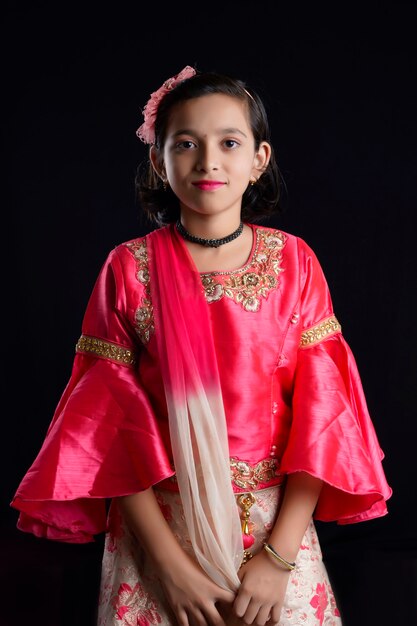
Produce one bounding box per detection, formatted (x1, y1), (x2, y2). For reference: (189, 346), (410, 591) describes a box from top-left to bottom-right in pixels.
(195, 144), (219, 171)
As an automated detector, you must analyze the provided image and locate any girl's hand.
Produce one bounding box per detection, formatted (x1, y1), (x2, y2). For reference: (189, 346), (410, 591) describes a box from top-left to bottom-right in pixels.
(158, 551), (236, 626)
(232, 550), (291, 626)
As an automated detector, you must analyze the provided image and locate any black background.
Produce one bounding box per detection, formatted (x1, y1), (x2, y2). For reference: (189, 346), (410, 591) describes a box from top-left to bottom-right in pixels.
(2, 2), (417, 625)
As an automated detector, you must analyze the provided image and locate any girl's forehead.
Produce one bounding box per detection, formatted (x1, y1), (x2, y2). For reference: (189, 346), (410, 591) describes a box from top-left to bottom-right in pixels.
(167, 94), (250, 130)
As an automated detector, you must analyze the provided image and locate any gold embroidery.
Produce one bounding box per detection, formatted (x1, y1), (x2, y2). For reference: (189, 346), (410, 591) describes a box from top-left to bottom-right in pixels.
(124, 228), (286, 339)
(201, 229), (286, 312)
(169, 456), (284, 490)
(230, 457), (283, 490)
(125, 239), (155, 344)
(76, 334), (137, 366)
(299, 315), (341, 348)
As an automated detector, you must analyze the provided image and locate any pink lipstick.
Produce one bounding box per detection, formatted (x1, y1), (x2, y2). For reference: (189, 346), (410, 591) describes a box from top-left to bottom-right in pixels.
(192, 180), (226, 191)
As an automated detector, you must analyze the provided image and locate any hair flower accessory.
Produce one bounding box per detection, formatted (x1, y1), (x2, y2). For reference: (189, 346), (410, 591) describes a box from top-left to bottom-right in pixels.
(136, 65), (197, 145)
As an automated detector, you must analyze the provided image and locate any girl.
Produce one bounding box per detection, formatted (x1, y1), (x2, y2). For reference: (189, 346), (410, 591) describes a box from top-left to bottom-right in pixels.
(12, 66), (392, 626)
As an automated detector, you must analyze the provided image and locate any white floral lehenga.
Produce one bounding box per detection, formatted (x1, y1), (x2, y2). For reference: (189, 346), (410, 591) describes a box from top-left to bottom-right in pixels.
(97, 486), (342, 626)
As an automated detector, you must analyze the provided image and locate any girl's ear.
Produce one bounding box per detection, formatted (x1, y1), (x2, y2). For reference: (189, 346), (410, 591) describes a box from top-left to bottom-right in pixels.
(149, 145), (165, 180)
(252, 141), (272, 180)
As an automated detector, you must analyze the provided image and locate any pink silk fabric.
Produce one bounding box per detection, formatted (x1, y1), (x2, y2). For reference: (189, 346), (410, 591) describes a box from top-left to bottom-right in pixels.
(11, 223), (392, 544)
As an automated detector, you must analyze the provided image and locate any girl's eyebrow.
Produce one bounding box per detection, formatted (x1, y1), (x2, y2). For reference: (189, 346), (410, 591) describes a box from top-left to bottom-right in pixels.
(222, 127), (248, 138)
(172, 127), (248, 138)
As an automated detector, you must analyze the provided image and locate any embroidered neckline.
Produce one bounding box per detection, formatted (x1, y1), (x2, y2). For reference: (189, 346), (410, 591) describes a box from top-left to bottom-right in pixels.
(198, 223), (258, 277)
(126, 225), (287, 343)
(201, 226), (287, 312)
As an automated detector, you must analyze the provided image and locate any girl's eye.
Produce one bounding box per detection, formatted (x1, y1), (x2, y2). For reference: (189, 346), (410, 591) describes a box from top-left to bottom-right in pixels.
(173, 138), (240, 150)
(175, 140), (196, 150)
(224, 139), (240, 149)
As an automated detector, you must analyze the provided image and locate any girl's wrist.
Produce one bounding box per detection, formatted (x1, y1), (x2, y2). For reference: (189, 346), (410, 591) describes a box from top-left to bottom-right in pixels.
(244, 550), (292, 578)
(263, 542), (296, 571)
(264, 534), (299, 564)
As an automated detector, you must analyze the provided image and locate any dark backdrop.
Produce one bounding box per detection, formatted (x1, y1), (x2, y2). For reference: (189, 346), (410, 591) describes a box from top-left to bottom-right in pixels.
(2, 3), (417, 625)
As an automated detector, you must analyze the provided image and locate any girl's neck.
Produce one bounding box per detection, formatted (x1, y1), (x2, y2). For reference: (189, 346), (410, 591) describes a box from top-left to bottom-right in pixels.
(179, 212), (242, 241)
(178, 222), (254, 274)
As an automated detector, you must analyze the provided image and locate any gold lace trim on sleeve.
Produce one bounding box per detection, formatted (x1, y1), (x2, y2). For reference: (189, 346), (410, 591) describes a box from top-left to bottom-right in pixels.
(76, 335), (137, 366)
(299, 315), (341, 348)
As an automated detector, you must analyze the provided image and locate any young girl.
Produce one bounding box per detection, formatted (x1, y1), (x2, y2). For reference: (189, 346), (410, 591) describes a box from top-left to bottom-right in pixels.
(12, 66), (392, 626)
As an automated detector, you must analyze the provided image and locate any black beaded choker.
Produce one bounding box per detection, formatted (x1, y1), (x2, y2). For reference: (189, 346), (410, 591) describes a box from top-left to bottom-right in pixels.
(175, 220), (244, 248)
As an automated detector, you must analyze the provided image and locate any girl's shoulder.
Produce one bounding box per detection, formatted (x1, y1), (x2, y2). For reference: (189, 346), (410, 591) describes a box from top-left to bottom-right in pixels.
(111, 225), (170, 259)
(114, 229), (155, 250)
(251, 223), (314, 255)
(99, 233), (151, 280)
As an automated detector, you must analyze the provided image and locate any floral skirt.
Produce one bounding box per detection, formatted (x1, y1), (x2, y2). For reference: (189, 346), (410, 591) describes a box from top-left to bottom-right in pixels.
(97, 486), (342, 626)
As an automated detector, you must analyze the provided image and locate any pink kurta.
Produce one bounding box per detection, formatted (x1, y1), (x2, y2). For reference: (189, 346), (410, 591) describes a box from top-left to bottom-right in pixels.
(11, 223), (392, 543)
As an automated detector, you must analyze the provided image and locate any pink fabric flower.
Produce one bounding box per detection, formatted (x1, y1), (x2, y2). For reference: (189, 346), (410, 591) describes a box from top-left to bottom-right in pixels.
(136, 65), (196, 144)
(310, 582), (329, 625)
(111, 582), (162, 625)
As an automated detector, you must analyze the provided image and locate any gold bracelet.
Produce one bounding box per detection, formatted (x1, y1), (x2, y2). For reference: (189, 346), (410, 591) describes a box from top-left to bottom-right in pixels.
(263, 542), (296, 571)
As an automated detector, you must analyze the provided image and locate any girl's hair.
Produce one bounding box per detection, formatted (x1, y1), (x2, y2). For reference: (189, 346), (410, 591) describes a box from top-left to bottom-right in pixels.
(135, 70), (284, 226)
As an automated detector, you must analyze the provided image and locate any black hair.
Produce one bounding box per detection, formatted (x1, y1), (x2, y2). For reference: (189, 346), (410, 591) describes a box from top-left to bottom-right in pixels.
(135, 69), (284, 226)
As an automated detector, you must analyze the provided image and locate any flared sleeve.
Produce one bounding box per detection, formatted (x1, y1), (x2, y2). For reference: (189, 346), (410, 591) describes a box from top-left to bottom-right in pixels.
(280, 238), (392, 523)
(11, 243), (174, 543)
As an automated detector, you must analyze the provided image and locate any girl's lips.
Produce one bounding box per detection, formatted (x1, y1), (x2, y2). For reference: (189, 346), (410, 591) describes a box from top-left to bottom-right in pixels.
(192, 181), (226, 191)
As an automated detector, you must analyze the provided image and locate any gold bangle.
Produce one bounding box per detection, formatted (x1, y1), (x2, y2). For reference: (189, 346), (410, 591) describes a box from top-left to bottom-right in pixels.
(263, 543), (296, 571)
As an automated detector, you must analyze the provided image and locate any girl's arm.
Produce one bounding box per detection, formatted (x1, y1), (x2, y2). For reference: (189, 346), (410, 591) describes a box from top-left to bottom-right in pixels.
(116, 488), (235, 626)
(233, 472), (323, 625)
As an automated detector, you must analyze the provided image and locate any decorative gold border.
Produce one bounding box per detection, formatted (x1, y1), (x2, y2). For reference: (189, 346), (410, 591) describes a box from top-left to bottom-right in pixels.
(125, 239), (154, 344)
(169, 456), (285, 491)
(76, 334), (137, 366)
(299, 315), (341, 348)
(201, 228), (287, 312)
(230, 457), (283, 490)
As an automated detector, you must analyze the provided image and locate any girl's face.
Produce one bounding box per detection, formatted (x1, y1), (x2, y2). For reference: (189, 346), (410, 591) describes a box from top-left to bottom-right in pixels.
(151, 94), (270, 221)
